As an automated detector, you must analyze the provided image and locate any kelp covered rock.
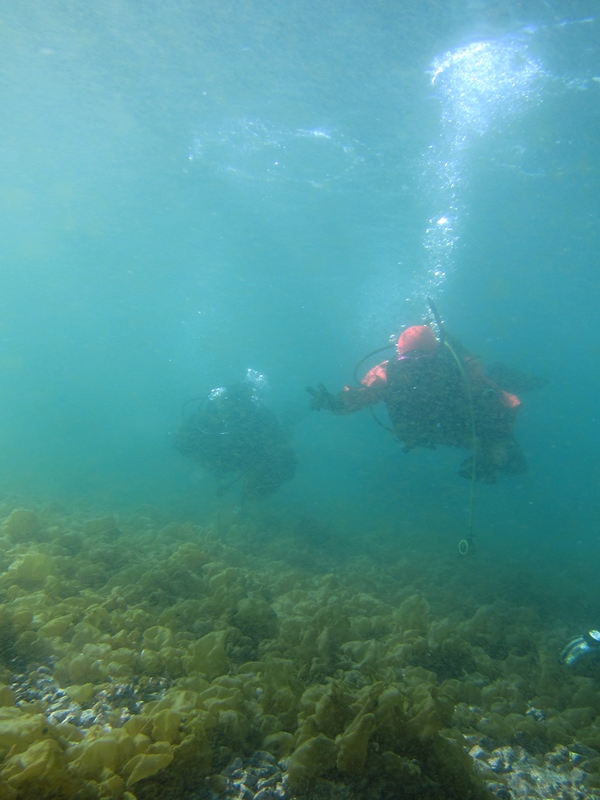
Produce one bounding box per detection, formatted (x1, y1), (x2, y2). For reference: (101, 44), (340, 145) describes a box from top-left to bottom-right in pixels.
(2, 510), (40, 544)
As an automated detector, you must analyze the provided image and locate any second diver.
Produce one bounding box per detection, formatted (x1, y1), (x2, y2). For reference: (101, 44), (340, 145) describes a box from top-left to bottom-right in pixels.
(176, 370), (297, 499)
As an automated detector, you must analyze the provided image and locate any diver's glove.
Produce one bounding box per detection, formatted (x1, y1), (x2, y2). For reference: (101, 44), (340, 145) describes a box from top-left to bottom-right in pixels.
(306, 384), (344, 413)
(561, 630), (600, 668)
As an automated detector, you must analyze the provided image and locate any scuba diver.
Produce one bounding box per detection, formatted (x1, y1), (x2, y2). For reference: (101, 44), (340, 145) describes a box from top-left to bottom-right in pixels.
(306, 322), (529, 483)
(175, 370), (297, 499)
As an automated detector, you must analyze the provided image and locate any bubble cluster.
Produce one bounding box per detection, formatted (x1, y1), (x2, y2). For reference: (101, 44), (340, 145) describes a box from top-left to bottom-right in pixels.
(417, 31), (546, 301)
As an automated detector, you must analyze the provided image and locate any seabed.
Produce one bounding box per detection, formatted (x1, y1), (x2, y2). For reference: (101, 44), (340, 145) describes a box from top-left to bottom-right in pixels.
(0, 498), (598, 800)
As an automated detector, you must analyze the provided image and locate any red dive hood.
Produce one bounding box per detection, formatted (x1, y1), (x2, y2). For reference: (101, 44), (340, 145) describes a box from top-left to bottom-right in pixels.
(396, 325), (438, 357)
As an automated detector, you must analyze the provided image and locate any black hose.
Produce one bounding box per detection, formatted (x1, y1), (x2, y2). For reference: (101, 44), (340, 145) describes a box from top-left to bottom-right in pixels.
(427, 297), (447, 342)
(352, 345), (394, 386)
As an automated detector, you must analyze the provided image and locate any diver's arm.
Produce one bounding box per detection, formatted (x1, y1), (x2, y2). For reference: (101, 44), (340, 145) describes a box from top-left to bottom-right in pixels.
(306, 382), (385, 415)
(307, 360), (388, 415)
(307, 384), (383, 414)
(335, 384), (385, 413)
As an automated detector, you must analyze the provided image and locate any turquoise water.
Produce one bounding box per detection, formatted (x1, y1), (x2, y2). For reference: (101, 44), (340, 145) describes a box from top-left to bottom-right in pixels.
(1, 0), (599, 567)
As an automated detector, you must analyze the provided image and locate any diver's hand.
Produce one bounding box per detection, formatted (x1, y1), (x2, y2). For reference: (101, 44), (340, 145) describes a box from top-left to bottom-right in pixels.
(306, 384), (343, 412)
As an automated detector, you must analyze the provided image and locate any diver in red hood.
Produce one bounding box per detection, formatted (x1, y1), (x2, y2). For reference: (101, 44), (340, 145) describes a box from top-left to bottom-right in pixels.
(307, 325), (527, 483)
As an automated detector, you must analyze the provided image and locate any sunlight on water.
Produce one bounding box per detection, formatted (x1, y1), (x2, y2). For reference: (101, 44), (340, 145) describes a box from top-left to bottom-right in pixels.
(430, 39), (544, 141)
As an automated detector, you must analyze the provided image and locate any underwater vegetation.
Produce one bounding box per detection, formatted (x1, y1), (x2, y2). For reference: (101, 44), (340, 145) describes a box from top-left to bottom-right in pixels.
(0, 503), (599, 800)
